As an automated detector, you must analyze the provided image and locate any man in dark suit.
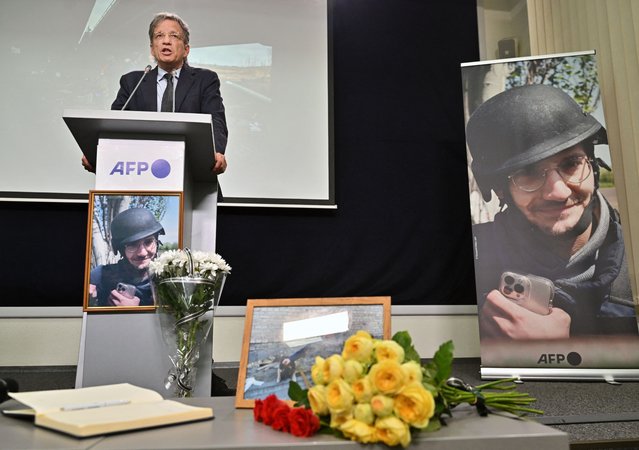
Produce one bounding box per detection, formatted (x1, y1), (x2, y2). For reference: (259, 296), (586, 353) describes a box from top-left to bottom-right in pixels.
(83, 12), (228, 175)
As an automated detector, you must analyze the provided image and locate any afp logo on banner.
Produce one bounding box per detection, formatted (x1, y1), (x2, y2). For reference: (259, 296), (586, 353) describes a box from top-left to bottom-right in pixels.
(109, 159), (172, 179)
(537, 352), (582, 366)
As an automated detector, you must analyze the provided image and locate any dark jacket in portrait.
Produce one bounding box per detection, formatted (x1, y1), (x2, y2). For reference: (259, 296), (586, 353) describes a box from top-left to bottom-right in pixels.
(472, 192), (638, 336)
(89, 259), (153, 307)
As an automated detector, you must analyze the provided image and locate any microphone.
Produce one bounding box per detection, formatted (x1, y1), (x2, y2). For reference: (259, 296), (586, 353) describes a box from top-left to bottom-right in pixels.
(121, 65), (152, 111)
(0, 378), (19, 403)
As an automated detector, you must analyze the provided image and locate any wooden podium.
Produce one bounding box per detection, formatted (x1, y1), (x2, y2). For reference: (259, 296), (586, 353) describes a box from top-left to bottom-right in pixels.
(63, 109), (220, 397)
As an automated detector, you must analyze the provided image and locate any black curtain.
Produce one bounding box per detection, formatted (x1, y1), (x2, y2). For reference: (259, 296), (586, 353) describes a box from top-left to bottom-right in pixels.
(0, 201), (88, 306)
(216, 0), (479, 306)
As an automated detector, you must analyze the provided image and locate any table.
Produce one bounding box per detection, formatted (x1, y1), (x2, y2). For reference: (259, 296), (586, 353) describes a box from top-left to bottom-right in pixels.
(1, 397), (569, 450)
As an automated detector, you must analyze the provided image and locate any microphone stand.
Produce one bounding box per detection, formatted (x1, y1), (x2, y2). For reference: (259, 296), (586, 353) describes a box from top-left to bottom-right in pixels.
(121, 65), (152, 111)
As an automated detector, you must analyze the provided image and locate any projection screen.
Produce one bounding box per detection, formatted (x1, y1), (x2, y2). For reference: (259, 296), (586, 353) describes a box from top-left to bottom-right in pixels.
(0, 0), (333, 207)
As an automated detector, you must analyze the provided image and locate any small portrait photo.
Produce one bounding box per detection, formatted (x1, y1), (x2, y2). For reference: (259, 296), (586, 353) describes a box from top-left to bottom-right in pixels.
(235, 297), (391, 408)
(83, 191), (183, 311)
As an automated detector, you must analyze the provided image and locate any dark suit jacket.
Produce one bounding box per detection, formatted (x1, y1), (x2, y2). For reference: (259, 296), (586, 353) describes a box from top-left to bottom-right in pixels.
(111, 64), (228, 154)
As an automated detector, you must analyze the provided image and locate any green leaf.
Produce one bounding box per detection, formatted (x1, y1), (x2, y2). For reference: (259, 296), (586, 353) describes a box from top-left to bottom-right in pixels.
(392, 330), (412, 348)
(318, 424), (344, 437)
(392, 330), (421, 363)
(421, 418), (442, 433)
(288, 381), (310, 408)
(432, 340), (454, 385)
(421, 381), (437, 395)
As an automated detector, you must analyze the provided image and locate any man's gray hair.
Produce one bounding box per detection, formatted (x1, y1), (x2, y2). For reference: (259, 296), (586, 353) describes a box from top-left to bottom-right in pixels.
(148, 12), (190, 45)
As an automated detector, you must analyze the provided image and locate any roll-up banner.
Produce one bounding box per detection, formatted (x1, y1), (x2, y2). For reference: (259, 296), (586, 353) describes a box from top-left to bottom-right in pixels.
(461, 51), (639, 381)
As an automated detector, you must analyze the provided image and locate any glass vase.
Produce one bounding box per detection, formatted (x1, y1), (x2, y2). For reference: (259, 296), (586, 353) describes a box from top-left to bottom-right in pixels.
(153, 272), (226, 398)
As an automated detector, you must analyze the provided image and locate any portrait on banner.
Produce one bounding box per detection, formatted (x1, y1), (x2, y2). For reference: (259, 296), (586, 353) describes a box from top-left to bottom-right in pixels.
(461, 52), (639, 369)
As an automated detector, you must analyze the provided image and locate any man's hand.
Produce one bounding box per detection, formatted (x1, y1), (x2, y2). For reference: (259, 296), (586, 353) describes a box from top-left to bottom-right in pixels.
(81, 156), (95, 173)
(479, 289), (571, 340)
(107, 289), (141, 307)
(212, 152), (227, 174)
(88, 284), (97, 299)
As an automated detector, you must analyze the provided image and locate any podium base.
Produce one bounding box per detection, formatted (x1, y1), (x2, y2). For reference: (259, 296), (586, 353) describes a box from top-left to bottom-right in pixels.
(75, 312), (213, 397)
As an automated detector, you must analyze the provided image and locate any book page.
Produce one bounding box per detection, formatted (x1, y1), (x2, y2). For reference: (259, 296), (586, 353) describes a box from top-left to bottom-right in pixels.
(9, 383), (162, 414)
(38, 400), (213, 437)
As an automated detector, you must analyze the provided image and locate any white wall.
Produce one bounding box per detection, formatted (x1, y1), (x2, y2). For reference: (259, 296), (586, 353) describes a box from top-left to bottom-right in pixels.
(477, 0), (530, 60)
(0, 314), (480, 366)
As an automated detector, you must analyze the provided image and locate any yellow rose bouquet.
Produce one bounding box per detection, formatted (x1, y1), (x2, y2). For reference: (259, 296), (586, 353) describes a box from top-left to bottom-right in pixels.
(287, 330), (542, 448)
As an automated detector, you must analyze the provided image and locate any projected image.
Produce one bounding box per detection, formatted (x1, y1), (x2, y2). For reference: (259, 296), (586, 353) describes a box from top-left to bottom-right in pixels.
(190, 43), (273, 180)
(192, 44), (272, 135)
(83, 191), (182, 311)
(2, 0), (331, 205)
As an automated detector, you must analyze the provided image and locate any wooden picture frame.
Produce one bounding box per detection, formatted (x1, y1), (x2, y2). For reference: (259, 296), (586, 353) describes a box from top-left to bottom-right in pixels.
(83, 191), (183, 312)
(235, 296), (391, 408)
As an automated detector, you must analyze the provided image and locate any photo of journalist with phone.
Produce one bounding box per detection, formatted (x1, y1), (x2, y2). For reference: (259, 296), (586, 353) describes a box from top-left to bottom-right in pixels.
(463, 59), (638, 342)
(84, 192), (182, 311)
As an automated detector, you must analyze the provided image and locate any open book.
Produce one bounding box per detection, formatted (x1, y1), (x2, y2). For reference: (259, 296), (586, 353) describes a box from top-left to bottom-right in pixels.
(3, 383), (213, 437)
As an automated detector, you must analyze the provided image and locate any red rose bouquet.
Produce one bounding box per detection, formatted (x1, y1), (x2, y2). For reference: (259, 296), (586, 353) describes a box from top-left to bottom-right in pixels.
(254, 394), (320, 437)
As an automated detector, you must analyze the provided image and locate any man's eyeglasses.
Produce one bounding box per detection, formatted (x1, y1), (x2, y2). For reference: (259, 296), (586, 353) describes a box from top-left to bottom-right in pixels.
(124, 236), (158, 253)
(508, 154), (593, 193)
(153, 32), (182, 42)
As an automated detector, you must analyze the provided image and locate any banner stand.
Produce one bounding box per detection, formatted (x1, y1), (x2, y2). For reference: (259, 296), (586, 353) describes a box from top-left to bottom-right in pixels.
(460, 52), (639, 382)
(481, 367), (639, 384)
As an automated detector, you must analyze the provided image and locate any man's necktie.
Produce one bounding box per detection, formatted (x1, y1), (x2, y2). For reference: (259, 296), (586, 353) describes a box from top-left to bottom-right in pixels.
(161, 73), (174, 112)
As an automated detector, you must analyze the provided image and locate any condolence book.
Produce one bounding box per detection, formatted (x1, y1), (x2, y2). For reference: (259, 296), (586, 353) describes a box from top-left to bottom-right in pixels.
(2, 383), (213, 437)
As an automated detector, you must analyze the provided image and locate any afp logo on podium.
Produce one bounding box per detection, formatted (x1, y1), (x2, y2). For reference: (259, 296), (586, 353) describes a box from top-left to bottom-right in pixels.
(109, 159), (171, 179)
(95, 140), (184, 191)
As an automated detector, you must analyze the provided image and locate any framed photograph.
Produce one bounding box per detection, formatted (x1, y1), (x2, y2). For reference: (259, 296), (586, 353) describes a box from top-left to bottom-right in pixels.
(83, 191), (183, 312)
(235, 296), (391, 408)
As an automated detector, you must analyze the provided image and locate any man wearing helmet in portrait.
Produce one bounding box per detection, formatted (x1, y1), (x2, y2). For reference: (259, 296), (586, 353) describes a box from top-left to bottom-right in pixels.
(88, 208), (165, 307)
(466, 84), (638, 339)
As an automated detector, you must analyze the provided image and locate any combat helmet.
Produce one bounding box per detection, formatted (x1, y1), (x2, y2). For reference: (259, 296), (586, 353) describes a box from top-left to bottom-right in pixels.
(111, 208), (165, 254)
(466, 84), (607, 201)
